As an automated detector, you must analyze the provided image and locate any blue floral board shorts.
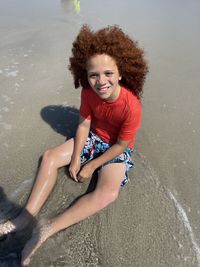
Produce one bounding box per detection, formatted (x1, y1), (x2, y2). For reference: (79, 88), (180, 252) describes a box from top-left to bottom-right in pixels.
(80, 130), (134, 187)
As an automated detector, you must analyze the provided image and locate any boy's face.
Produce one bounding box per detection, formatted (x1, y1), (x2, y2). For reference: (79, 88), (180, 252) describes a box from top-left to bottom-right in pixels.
(86, 54), (121, 101)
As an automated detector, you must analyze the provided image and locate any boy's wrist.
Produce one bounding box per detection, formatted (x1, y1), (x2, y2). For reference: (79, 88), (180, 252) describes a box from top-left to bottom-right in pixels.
(71, 152), (81, 161)
(87, 160), (98, 170)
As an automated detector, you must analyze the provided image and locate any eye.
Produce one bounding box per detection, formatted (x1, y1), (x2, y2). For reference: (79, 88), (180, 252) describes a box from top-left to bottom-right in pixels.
(88, 73), (98, 78)
(105, 72), (113, 77)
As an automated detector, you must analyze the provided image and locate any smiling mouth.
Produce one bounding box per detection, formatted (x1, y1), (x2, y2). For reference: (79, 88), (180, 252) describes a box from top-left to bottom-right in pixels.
(98, 86), (110, 93)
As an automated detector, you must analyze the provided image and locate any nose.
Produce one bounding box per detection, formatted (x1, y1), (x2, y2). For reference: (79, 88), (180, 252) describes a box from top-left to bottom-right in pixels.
(97, 74), (107, 85)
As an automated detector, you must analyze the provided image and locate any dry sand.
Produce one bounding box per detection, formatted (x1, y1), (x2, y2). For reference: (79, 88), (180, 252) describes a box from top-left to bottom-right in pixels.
(0, 0), (200, 266)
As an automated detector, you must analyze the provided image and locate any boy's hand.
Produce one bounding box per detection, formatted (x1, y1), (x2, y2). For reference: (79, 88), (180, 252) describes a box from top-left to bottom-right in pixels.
(78, 162), (95, 182)
(69, 157), (81, 182)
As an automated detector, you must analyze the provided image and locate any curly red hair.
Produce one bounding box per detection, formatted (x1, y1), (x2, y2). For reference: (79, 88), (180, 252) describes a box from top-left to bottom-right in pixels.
(69, 25), (148, 98)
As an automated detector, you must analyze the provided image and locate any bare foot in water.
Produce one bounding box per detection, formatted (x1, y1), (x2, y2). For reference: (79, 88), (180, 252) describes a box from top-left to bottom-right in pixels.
(21, 220), (53, 266)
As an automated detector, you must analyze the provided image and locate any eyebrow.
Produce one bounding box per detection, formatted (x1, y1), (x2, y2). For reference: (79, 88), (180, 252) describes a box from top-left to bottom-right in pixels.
(87, 70), (114, 74)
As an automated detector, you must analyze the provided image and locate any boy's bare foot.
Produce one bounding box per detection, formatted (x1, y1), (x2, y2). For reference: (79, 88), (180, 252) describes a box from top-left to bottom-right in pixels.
(0, 220), (16, 237)
(0, 210), (33, 238)
(21, 220), (53, 266)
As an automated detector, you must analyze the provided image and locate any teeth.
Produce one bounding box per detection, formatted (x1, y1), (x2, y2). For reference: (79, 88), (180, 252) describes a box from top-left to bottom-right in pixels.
(101, 88), (107, 91)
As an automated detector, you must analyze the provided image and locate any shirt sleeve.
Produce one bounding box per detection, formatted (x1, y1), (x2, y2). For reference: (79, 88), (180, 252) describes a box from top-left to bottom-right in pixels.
(118, 99), (142, 143)
(80, 88), (92, 120)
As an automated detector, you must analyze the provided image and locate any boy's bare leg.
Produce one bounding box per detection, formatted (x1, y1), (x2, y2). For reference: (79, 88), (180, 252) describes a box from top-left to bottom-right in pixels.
(0, 138), (74, 236)
(21, 163), (126, 266)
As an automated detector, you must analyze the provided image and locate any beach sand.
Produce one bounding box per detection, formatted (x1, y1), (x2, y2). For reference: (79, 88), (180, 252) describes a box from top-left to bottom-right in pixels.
(0, 0), (200, 266)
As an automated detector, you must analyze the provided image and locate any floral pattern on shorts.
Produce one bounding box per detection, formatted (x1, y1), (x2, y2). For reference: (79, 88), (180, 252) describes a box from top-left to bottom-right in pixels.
(80, 130), (134, 187)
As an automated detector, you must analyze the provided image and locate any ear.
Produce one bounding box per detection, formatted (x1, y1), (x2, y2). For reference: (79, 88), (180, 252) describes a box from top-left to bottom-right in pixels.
(119, 76), (122, 81)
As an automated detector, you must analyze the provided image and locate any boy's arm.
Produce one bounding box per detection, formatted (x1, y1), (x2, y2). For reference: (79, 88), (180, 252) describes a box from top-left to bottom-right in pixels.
(69, 115), (91, 181)
(72, 115), (91, 159)
(78, 139), (130, 182)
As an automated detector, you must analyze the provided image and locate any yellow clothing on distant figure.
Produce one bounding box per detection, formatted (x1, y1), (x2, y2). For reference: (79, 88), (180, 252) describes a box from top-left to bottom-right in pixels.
(72, 0), (80, 14)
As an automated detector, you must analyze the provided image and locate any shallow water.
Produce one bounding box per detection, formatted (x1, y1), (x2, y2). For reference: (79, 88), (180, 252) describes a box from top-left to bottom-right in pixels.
(0, 0), (200, 266)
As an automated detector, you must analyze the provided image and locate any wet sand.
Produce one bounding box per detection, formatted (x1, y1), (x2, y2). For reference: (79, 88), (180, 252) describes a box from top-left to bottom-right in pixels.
(0, 0), (200, 266)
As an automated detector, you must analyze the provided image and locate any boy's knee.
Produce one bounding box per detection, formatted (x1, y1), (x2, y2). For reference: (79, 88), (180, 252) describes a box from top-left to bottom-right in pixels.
(95, 189), (119, 208)
(42, 149), (57, 167)
(106, 191), (119, 204)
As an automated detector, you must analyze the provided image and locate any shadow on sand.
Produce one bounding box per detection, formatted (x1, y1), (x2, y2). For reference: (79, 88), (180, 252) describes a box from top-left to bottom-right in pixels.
(40, 105), (79, 139)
